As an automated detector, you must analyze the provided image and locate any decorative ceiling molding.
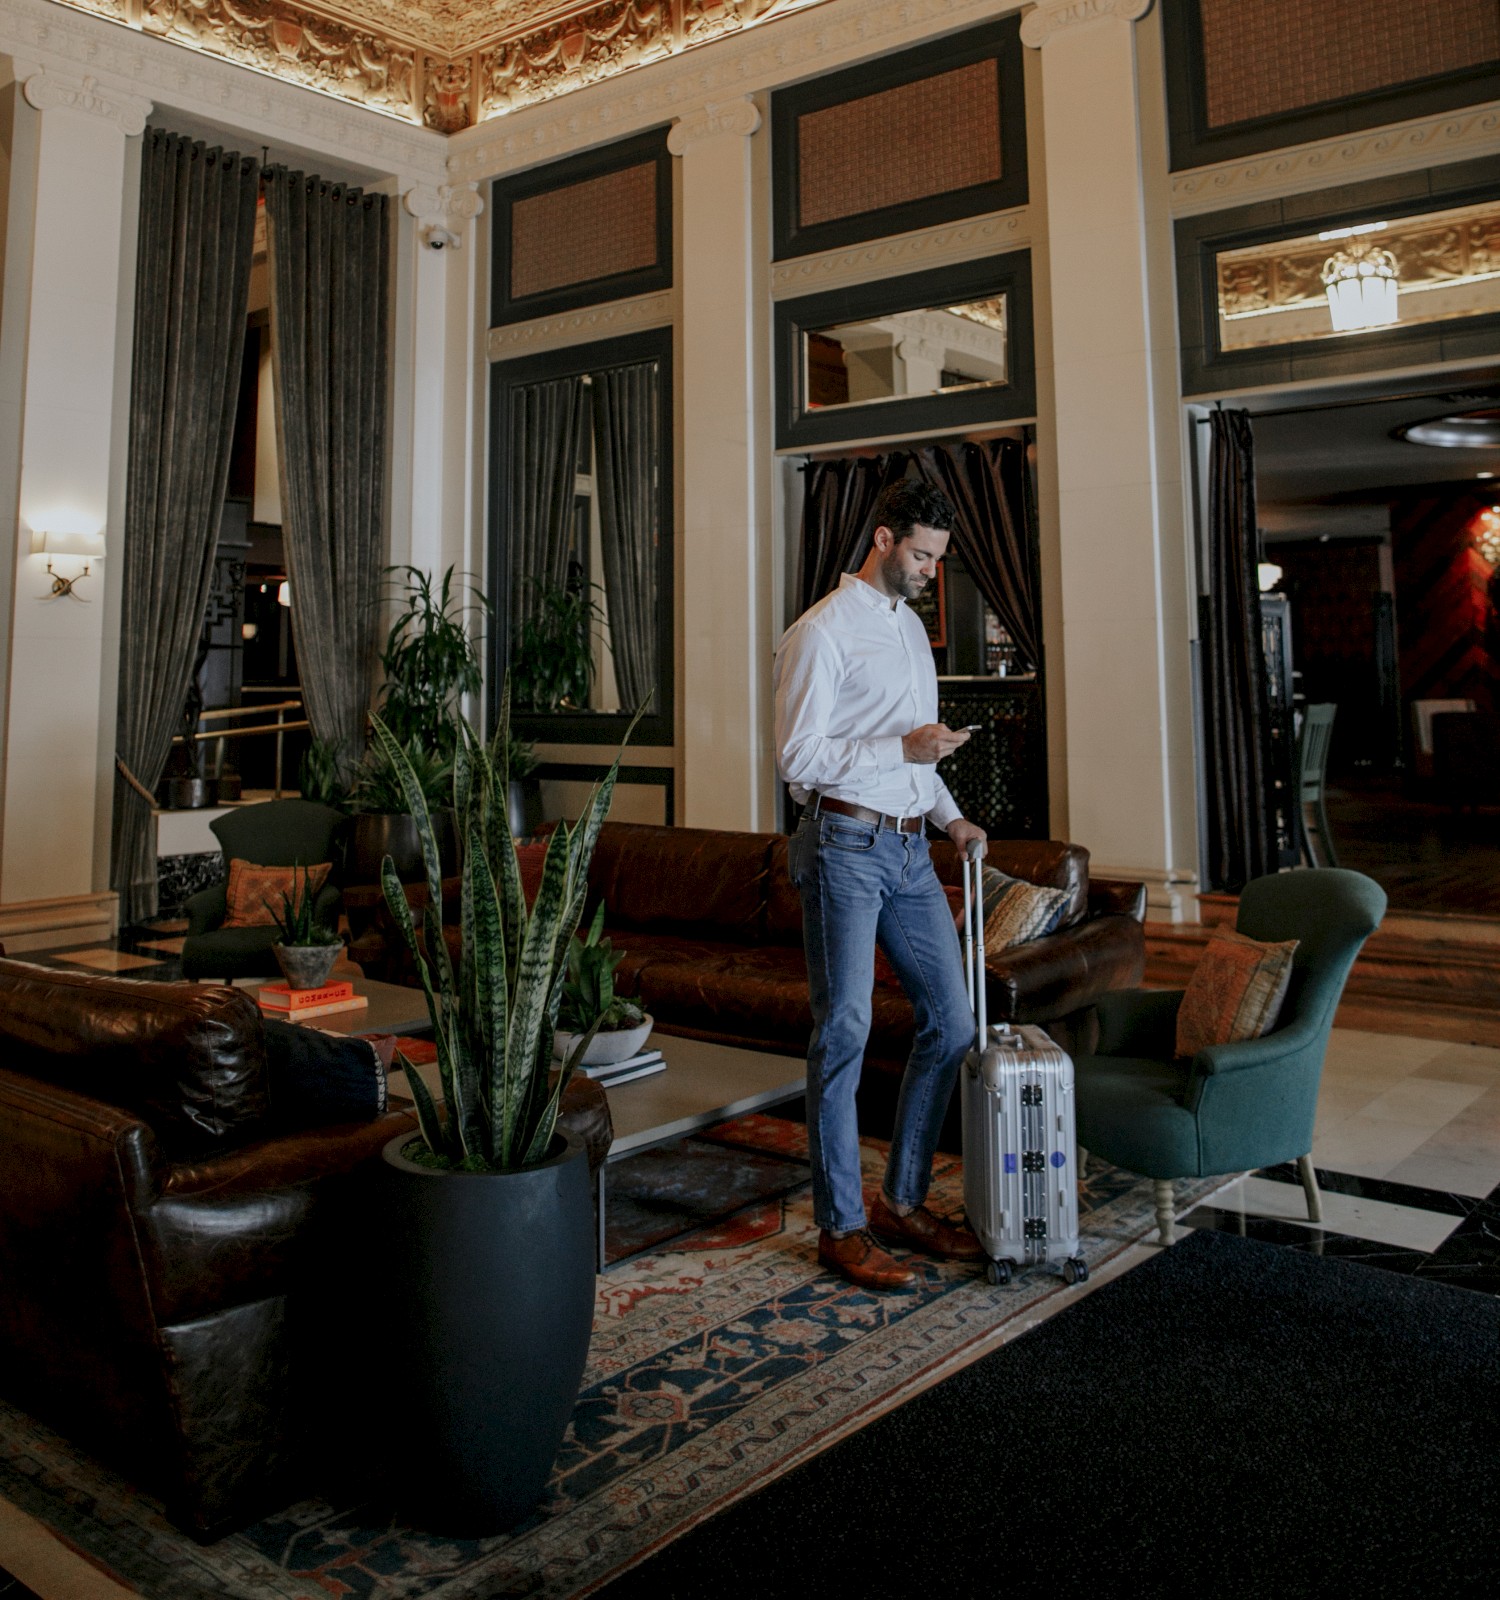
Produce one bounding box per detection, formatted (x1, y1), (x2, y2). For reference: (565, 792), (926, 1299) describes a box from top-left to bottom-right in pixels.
(665, 94), (759, 151)
(1170, 101), (1500, 217)
(449, 0), (1022, 182)
(486, 287), (677, 359)
(772, 208), (1031, 299)
(4, 0), (447, 177)
(1020, 0), (1153, 49)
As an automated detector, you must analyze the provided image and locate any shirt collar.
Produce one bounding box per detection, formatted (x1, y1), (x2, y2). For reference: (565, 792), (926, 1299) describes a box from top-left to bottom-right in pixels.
(838, 572), (903, 615)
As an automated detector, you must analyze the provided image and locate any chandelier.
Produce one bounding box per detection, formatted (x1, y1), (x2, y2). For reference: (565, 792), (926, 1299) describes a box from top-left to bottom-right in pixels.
(1320, 236), (1400, 333)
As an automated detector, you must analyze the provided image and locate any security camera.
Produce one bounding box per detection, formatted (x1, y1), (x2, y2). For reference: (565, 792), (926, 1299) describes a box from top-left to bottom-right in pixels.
(423, 226), (461, 251)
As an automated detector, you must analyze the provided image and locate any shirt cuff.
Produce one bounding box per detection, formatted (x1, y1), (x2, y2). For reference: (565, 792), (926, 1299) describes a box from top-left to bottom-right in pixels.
(872, 735), (905, 773)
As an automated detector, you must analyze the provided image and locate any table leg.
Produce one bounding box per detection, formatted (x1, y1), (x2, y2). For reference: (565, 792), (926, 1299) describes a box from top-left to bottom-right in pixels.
(596, 1165), (606, 1274)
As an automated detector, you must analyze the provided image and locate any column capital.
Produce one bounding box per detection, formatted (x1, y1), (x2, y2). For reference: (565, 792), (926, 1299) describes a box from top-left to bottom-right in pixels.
(667, 98), (761, 156)
(1020, 0), (1154, 49)
(403, 181), (485, 229)
(22, 69), (152, 136)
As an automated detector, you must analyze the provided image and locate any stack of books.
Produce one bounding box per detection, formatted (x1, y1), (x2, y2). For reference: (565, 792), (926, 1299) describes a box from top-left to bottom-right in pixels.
(577, 1048), (665, 1088)
(257, 980), (369, 1021)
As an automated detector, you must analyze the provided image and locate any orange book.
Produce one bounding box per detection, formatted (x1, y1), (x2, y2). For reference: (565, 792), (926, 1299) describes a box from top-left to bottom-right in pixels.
(257, 980), (356, 1012)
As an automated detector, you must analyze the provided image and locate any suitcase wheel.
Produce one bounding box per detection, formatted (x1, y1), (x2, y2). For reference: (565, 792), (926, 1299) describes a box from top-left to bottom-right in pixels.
(985, 1258), (1012, 1287)
(1062, 1257), (1089, 1286)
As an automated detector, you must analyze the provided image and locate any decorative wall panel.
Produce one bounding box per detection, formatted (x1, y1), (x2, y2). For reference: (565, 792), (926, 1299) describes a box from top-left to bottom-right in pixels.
(510, 162), (658, 300)
(936, 683), (1047, 841)
(797, 61), (1001, 228)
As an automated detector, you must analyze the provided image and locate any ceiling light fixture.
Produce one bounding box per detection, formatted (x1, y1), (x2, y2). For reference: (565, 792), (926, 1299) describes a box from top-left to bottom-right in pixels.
(1321, 238), (1399, 332)
(1397, 409), (1500, 448)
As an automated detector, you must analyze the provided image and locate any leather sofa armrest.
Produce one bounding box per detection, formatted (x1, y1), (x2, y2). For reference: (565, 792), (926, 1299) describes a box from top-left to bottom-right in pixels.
(163, 1106), (418, 1198)
(984, 914), (1146, 1022)
(1089, 878), (1146, 923)
(184, 884), (227, 937)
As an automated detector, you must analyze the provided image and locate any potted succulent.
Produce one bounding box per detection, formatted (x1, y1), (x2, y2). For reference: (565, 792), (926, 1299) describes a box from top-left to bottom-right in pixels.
(364, 694), (641, 1535)
(266, 863), (342, 989)
(346, 735), (453, 883)
(553, 903), (652, 1066)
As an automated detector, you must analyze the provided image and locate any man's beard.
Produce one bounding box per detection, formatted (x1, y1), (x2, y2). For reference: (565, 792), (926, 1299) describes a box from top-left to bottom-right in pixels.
(880, 550), (926, 601)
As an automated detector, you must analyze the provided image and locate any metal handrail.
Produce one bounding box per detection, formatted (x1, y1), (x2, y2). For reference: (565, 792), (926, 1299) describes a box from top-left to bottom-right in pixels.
(190, 700), (304, 721)
(171, 698), (306, 797)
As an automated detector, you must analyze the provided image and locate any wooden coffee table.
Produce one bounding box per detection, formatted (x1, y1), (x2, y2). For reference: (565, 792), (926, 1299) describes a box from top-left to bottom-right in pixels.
(244, 977), (433, 1037)
(597, 1033), (806, 1270)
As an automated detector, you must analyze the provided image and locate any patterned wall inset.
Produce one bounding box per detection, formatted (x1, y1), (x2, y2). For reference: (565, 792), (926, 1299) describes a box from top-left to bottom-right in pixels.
(937, 684), (1047, 841)
(1198, 0), (1500, 130)
(797, 61), (1001, 229)
(510, 162), (659, 301)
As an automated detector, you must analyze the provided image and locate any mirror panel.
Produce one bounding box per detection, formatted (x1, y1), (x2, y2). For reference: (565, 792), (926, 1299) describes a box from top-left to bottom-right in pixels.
(804, 296), (1009, 410)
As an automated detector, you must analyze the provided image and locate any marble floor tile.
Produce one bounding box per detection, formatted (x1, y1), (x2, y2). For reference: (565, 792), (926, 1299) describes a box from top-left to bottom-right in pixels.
(129, 937), (185, 955)
(1311, 1115), (1439, 1180)
(1324, 1029), (1446, 1073)
(1358, 1077), (1490, 1129)
(1388, 1124), (1500, 1200)
(1201, 1175), (1461, 1252)
(1411, 1043), (1500, 1086)
(51, 949), (161, 973)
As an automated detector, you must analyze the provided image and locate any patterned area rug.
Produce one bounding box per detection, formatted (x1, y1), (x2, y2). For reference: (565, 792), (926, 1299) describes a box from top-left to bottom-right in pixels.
(0, 1120), (1230, 1600)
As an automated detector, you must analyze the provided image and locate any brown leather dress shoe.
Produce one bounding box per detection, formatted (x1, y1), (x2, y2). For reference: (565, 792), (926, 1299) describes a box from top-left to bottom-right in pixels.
(868, 1196), (985, 1261)
(818, 1228), (918, 1290)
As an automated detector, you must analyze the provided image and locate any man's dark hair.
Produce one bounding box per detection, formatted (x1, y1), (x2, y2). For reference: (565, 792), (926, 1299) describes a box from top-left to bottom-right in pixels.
(871, 480), (957, 541)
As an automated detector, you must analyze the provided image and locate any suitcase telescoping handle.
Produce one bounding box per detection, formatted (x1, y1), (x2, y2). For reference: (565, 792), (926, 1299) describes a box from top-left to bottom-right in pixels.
(963, 839), (986, 1050)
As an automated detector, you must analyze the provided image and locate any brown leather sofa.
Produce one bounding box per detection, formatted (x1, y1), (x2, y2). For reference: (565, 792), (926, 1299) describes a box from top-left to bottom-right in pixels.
(582, 825), (1145, 1131)
(0, 958), (613, 1541)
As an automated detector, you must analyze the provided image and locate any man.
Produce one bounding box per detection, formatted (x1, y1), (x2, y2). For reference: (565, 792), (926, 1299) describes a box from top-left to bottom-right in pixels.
(773, 480), (987, 1291)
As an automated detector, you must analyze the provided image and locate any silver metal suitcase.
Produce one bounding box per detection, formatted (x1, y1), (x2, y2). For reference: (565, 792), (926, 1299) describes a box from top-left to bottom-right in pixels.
(959, 847), (1087, 1288)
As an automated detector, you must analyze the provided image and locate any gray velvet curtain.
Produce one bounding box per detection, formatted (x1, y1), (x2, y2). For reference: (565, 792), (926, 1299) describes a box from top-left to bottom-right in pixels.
(798, 453), (911, 612)
(590, 360), (659, 710)
(112, 131), (260, 926)
(263, 167), (390, 757)
(508, 375), (585, 641)
(915, 439), (1041, 672)
(1203, 408), (1277, 890)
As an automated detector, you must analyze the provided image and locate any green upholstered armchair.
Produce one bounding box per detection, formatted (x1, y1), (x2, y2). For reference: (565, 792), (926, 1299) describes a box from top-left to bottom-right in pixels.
(1073, 868), (1386, 1247)
(180, 799), (346, 980)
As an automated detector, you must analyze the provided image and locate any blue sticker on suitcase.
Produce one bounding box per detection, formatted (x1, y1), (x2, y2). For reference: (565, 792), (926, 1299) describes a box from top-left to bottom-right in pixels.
(1051, 1151), (1067, 1168)
(1004, 1153), (1017, 1174)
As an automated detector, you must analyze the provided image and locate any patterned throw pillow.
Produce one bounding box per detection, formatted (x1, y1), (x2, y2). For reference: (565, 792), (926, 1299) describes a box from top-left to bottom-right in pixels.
(1175, 927), (1300, 1059)
(223, 859), (333, 929)
(978, 867), (1072, 951)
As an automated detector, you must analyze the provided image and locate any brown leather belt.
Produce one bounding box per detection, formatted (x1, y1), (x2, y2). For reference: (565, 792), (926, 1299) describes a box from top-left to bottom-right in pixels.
(813, 795), (923, 834)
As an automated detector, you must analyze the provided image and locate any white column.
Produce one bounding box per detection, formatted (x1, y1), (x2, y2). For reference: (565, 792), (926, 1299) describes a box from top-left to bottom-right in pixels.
(1023, 0), (1196, 915)
(669, 99), (770, 832)
(0, 68), (148, 935)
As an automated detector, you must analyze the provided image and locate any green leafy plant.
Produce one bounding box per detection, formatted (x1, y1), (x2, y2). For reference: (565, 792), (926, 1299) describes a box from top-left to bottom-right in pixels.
(502, 730), (539, 781)
(372, 690), (644, 1172)
(376, 566), (488, 757)
(558, 903), (645, 1033)
(350, 736), (452, 816)
(264, 863), (340, 948)
(511, 577), (608, 713)
(300, 737), (355, 810)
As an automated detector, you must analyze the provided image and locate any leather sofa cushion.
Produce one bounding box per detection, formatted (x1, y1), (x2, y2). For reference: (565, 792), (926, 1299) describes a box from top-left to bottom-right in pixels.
(0, 960), (270, 1153)
(588, 822), (775, 939)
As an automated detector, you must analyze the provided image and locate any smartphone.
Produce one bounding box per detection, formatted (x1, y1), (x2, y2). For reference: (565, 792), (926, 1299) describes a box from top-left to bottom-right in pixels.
(962, 724), (984, 732)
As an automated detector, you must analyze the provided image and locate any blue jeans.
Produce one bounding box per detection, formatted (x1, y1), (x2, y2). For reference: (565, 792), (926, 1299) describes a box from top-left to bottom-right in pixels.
(789, 810), (972, 1233)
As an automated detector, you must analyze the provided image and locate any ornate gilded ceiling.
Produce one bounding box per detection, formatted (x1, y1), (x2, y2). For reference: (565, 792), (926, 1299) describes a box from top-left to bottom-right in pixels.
(48, 0), (812, 129)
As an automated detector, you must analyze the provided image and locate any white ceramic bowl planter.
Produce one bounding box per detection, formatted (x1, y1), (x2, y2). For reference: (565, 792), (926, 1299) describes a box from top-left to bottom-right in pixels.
(553, 1014), (653, 1067)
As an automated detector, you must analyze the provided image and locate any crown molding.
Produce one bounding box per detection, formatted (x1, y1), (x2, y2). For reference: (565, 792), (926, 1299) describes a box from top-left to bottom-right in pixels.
(1170, 101), (1500, 217)
(771, 207), (1031, 298)
(22, 66), (152, 134)
(447, 0), (1025, 184)
(1020, 0), (1153, 48)
(666, 95), (760, 152)
(2, 0), (447, 180)
(487, 288), (677, 360)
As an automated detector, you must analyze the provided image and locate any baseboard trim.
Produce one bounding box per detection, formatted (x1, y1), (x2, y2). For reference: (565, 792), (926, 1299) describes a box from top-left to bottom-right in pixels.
(0, 892), (119, 953)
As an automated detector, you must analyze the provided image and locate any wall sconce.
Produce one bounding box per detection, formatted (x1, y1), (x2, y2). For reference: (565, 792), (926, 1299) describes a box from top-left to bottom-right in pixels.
(1258, 562), (1285, 593)
(1473, 506), (1500, 569)
(277, 580), (291, 608)
(34, 530), (105, 601)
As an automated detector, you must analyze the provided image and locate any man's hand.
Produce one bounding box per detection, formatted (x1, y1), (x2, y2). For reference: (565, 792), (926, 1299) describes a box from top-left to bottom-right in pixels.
(946, 818), (987, 860)
(902, 723), (970, 764)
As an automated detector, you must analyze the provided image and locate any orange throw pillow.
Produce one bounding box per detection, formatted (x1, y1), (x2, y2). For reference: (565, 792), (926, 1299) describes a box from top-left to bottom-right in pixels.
(1175, 927), (1299, 1059)
(223, 859), (333, 929)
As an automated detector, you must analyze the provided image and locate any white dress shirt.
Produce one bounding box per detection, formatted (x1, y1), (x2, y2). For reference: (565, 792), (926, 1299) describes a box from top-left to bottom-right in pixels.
(773, 573), (961, 828)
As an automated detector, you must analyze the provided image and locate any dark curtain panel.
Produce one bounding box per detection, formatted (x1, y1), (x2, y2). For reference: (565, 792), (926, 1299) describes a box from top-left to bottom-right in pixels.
(263, 168), (390, 757)
(797, 453), (910, 614)
(508, 375), (585, 643)
(1203, 409), (1277, 890)
(112, 131), (260, 925)
(591, 360), (659, 711)
(914, 439), (1041, 672)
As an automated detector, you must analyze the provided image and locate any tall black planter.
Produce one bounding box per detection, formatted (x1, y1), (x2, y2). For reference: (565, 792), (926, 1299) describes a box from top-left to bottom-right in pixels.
(370, 1129), (595, 1535)
(346, 809), (458, 884)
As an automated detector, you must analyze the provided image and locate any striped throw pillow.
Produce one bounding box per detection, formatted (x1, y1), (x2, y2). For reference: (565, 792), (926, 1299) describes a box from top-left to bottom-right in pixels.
(979, 867), (1072, 951)
(1175, 928), (1299, 1059)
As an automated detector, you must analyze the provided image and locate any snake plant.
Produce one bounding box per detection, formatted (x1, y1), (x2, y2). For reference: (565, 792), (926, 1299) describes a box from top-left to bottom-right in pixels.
(372, 694), (640, 1171)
